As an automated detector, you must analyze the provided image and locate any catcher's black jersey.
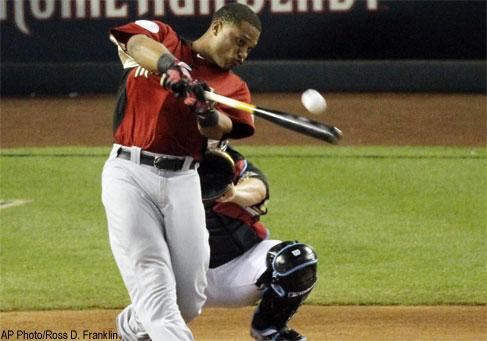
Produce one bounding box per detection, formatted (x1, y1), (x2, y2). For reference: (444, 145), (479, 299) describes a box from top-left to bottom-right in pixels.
(206, 146), (269, 268)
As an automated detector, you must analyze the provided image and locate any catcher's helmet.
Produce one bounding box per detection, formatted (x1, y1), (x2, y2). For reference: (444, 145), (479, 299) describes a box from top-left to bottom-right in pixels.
(198, 149), (235, 201)
(266, 241), (318, 298)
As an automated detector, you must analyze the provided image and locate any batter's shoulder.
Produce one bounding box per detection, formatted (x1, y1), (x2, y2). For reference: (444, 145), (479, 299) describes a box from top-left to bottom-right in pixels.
(214, 72), (251, 104)
(109, 19), (175, 46)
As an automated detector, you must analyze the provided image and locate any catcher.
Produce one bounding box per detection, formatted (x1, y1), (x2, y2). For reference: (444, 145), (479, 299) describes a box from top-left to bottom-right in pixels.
(198, 142), (318, 341)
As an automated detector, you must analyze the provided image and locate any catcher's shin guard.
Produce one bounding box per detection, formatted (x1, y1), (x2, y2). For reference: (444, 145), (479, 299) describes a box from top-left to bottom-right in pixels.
(251, 289), (308, 340)
(251, 241), (317, 340)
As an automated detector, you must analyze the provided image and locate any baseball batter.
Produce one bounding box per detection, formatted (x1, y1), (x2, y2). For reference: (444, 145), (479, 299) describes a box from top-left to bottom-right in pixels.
(202, 143), (318, 341)
(101, 4), (261, 340)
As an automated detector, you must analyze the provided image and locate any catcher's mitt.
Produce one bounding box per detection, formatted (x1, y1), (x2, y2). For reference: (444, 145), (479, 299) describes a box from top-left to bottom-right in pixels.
(198, 149), (236, 201)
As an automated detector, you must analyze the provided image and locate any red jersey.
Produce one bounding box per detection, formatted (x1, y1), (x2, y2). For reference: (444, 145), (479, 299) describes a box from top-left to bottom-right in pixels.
(109, 20), (255, 160)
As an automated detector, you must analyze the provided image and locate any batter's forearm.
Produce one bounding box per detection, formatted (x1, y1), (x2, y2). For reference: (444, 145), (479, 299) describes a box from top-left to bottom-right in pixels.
(198, 110), (233, 140)
(126, 34), (170, 73)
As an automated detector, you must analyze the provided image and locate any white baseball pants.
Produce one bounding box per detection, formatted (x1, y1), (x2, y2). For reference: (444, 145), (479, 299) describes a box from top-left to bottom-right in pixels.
(102, 145), (209, 341)
(204, 240), (281, 307)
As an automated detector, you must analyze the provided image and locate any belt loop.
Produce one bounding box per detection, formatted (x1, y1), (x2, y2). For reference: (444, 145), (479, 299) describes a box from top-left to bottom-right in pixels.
(110, 144), (122, 160)
(130, 146), (142, 164)
(181, 156), (194, 171)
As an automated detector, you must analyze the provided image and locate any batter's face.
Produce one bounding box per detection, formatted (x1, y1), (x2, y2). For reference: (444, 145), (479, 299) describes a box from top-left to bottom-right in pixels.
(209, 20), (260, 70)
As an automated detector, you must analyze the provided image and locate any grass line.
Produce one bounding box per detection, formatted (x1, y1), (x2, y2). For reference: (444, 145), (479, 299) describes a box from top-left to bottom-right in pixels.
(1, 145), (486, 161)
(1, 153), (486, 160)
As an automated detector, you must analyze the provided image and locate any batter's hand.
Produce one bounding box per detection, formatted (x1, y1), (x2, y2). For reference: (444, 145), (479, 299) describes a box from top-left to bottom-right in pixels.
(160, 60), (192, 98)
(185, 81), (215, 115)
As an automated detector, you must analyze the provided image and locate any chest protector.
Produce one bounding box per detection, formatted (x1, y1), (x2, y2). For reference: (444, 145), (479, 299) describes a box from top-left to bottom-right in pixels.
(206, 202), (266, 268)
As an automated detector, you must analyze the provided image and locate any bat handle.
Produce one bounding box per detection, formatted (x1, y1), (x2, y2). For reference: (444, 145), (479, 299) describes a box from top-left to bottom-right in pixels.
(204, 91), (256, 114)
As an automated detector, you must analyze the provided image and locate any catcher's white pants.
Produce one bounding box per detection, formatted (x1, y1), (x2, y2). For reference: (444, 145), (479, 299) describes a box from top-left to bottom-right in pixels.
(205, 239), (281, 307)
(102, 145), (209, 341)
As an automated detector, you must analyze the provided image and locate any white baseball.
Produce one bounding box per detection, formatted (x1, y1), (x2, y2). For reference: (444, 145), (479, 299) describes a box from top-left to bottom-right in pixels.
(301, 89), (327, 115)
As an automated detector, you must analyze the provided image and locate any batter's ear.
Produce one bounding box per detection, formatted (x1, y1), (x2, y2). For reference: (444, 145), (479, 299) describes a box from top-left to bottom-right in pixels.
(211, 20), (223, 36)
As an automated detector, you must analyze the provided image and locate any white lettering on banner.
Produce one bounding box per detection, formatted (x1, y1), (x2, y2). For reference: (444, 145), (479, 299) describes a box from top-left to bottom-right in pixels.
(297, 0), (308, 12)
(138, 0), (165, 16)
(271, 0), (292, 13)
(4, 0), (381, 35)
(138, 0), (149, 16)
(238, 0), (265, 14)
(296, 0), (324, 12)
(76, 0), (86, 19)
(61, 0), (71, 19)
(200, 0), (210, 15)
(296, 0), (308, 12)
(313, 0), (325, 11)
(330, 0), (353, 11)
(91, 0), (101, 18)
(14, 0), (29, 34)
(0, 0), (6, 20)
(214, 0), (226, 11)
(106, 0), (128, 18)
(368, 0), (378, 10)
(155, 0), (164, 15)
(31, 0), (54, 19)
(169, 0), (194, 16)
(72, 0), (101, 19)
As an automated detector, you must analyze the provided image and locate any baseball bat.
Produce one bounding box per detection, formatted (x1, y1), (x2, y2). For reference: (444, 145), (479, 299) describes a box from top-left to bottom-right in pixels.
(204, 91), (342, 144)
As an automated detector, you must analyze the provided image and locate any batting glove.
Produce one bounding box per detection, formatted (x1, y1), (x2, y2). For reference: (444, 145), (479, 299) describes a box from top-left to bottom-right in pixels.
(186, 81), (219, 127)
(185, 81), (215, 115)
(157, 54), (192, 98)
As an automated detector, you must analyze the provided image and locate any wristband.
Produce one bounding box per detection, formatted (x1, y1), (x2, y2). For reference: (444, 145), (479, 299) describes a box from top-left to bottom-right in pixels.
(157, 53), (176, 74)
(197, 109), (219, 128)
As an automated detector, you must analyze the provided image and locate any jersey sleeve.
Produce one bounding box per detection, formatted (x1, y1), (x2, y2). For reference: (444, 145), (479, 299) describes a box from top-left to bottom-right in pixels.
(108, 20), (175, 68)
(217, 80), (255, 139)
(109, 20), (171, 49)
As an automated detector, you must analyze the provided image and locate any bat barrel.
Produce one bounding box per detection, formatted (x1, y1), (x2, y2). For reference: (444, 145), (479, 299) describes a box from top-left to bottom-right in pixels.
(254, 107), (343, 144)
(204, 90), (343, 144)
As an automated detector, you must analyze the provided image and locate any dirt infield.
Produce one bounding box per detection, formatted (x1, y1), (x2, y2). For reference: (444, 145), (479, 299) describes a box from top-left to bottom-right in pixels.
(1, 93), (486, 340)
(1, 306), (486, 340)
(1, 93), (485, 148)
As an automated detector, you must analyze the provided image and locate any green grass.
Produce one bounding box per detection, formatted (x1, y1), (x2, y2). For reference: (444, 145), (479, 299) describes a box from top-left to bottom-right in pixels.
(1, 146), (486, 310)
(0, 151), (127, 310)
